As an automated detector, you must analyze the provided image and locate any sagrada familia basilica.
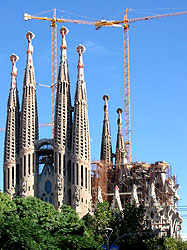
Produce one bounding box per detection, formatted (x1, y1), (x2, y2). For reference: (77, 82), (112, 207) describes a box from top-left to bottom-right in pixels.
(3, 26), (182, 237)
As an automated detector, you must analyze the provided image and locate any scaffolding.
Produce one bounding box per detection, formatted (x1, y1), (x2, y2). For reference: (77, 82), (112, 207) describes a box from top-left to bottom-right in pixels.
(91, 160), (176, 209)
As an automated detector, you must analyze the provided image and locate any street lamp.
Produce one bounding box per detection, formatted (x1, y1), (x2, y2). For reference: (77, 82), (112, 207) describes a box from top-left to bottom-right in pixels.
(104, 227), (113, 250)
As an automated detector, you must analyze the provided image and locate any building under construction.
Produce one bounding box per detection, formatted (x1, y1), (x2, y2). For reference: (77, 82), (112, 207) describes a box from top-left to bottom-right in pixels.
(91, 95), (182, 238)
(3, 26), (182, 237)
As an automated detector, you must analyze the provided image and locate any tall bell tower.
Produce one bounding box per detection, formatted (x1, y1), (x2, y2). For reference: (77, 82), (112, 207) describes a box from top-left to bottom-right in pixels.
(53, 26), (73, 209)
(100, 95), (113, 164)
(71, 45), (92, 216)
(19, 31), (39, 197)
(4, 54), (20, 197)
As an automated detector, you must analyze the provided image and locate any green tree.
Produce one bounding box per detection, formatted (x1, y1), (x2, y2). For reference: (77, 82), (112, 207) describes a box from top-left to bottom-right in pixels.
(83, 201), (187, 250)
(110, 203), (152, 249)
(0, 193), (100, 250)
(83, 201), (114, 245)
(164, 237), (187, 250)
(145, 237), (187, 250)
(83, 201), (153, 249)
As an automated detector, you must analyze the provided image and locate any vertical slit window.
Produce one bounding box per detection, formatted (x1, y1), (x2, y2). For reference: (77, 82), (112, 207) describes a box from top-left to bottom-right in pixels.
(68, 189), (71, 205)
(81, 165), (83, 187)
(55, 152), (57, 174)
(88, 170), (90, 191)
(59, 83), (62, 94)
(63, 82), (65, 95)
(24, 156), (26, 177)
(12, 166), (14, 186)
(76, 164), (79, 185)
(59, 153), (61, 174)
(20, 158), (22, 177)
(85, 167), (87, 189)
(68, 160), (71, 182)
(32, 153), (34, 173)
(16, 164), (19, 185)
(72, 163), (75, 184)
(63, 155), (66, 176)
(8, 168), (10, 189)
(28, 154), (31, 175)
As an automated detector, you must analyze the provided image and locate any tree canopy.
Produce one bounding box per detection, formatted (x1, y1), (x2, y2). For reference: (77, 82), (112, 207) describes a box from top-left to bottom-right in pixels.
(83, 201), (187, 250)
(0, 193), (186, 249)
(0, 193), (100, 250)
(83, 201), (152, 249)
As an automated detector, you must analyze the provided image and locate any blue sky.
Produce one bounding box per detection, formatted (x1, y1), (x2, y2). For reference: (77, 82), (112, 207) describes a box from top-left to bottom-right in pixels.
(1, 0), (187, 236)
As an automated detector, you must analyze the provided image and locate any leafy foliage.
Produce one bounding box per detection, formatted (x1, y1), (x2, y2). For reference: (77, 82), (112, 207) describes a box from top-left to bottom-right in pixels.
(83, 201), (187, 250)
(145, 237), (187, 250)
(84, 202), (155, 249)
(163, 237), (187, 250)
(0, 193), (100, 250)
(0, 193), (186, 249)
(83, 201), (114, 245)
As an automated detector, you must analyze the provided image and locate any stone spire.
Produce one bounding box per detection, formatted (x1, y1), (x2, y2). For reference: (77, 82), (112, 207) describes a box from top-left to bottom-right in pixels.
(71, 45), (91, 216)
(54, 26), (72, 149)
(19, 31), (38, 197)
(72, 44), (90, 159)
(131, 184), (139, 206)
(115, 108), (127, 165)
(4, 54), (20, 197)
(54, 26), (72, 208)
(100, 95), (112, 163)
(111, 185), (123, 211)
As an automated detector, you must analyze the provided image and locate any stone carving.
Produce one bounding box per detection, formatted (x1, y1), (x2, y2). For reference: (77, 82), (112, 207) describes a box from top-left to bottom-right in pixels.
(21, 178), (27, 196)
(74, 185), (80, 207)
(57, 175), (62, 195)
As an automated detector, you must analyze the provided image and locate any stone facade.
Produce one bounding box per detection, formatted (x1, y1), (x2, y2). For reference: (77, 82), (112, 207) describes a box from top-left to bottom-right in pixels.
(3, 27), (91, 217)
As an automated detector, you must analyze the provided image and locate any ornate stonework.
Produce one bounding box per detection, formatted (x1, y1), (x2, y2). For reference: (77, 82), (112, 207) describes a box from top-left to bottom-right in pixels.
(73, 186), (80, 207)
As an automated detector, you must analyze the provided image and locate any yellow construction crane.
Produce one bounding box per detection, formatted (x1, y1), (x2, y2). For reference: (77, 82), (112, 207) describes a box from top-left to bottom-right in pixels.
(94, 10), (187, 162)
(22, 9), (187, 162)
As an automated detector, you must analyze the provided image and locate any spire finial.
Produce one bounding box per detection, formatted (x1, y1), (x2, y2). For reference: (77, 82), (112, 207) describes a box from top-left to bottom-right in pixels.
(10, 54), (19, 88)
(76, 44), (86, 81)
(117, 108), (123, 128)
(26, 31), (35, 66)
(103, 95), (109, 119)
(59, 26), (69, 60)
(116, 108), (126, 164)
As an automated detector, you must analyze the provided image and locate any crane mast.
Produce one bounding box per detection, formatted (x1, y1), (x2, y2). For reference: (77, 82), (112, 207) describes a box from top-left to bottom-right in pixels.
(51, 9), (57, 137)
(23, 9), (187, 162)
(123, 10), (131, 162)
